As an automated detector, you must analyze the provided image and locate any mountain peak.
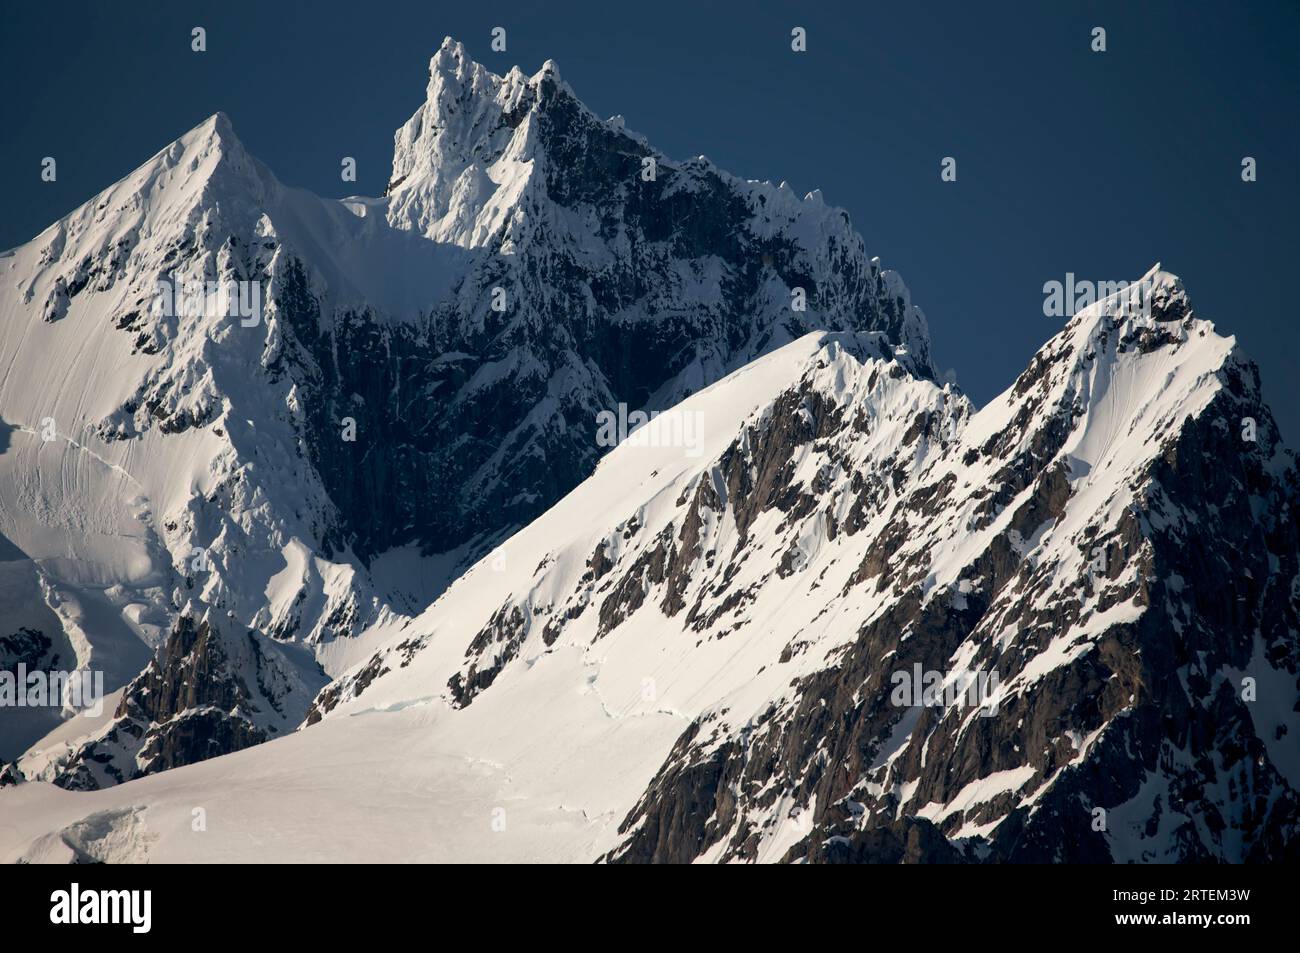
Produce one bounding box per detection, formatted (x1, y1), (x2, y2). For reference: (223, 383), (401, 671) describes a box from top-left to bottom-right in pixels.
(1060, 262), (1199, 348)
(396, 39), (577, 191)
(8, 106), (279, 323)
(198, 109), (234, 138)
(145, 110), (271, 201)
(435, 34), (465, 58)
(383, 41), (936, 378)
(174, 112), (267, 188)
(427, 36), (490, 89)
(534, 58), (562, 83)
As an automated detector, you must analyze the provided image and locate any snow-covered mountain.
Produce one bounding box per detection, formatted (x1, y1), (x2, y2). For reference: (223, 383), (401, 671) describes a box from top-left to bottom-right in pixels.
(0, 39), (930, 778)
(2, 268), (1297, 862)
(299, 270), (1300, 863)
(2, 39), (1296, 864)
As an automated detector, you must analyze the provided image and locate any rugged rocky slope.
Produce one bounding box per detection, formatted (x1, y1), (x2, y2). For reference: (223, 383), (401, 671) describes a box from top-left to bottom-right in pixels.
(41, 612), (324, 790)
(0, 39), (928, 781)
(311, 272), (1300, 863)
(610, 275), (1300, 863)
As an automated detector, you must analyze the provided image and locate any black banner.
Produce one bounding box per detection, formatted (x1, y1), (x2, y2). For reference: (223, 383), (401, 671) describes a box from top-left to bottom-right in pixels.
(0, 862), (1280, 940)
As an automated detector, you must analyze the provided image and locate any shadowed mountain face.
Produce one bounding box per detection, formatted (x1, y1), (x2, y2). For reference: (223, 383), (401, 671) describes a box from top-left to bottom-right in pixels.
(301, 38), (935, 561)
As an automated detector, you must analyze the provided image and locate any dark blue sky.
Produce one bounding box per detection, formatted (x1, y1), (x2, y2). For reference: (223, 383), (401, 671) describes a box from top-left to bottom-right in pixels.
(3, 1), (1297, 436)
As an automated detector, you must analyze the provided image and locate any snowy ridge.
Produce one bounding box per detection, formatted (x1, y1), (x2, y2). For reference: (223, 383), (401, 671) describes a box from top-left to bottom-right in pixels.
(308, 329), (961, 725)
(296, 268), (1300, 863)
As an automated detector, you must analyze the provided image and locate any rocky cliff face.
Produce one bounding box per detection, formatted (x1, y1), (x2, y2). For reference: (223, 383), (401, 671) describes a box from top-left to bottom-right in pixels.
(0, 536), (100, 760)
(42, 613), (324, 791)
